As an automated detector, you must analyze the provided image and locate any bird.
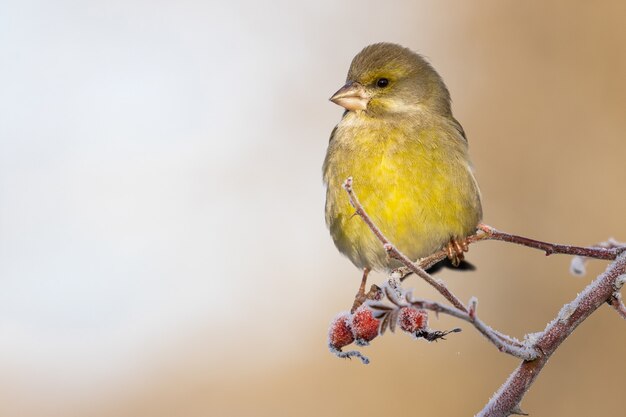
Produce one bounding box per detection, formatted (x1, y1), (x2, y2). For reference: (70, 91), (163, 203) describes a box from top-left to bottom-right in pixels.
(322, 43), (482, 308)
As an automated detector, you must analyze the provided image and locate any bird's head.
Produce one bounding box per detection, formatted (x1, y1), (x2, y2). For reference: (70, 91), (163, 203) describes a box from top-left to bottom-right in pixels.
(330, 43), (452, 118)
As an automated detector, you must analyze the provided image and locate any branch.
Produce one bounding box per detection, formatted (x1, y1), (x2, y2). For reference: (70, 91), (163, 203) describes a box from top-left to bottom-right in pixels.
(477, 252), (626, 417)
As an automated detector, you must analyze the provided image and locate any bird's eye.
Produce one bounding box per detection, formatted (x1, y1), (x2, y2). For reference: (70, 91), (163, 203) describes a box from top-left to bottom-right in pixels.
(376, 78), (389, 88)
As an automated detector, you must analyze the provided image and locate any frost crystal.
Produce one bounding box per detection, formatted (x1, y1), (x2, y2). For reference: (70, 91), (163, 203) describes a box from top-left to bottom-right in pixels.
(523, 332), (542, 346)
(557, 299), (579, 322)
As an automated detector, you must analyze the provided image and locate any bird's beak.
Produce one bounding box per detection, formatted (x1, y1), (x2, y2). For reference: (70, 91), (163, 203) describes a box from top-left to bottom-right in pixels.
(329, 82), (370, 111)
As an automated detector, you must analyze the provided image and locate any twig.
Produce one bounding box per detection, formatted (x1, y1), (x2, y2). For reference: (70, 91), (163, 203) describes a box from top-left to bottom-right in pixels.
(478, 224), (623, 260)
(477, 252), (626, 417)
(328, 345), (370, 365)
(403, 294), (535, 360)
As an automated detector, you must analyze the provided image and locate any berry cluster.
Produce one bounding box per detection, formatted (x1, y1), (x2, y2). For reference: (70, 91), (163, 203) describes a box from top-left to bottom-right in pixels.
(328, 305), (429, 351)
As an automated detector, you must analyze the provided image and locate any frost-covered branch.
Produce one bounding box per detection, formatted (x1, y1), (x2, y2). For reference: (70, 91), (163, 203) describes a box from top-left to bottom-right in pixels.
(477, 252), (626, 417)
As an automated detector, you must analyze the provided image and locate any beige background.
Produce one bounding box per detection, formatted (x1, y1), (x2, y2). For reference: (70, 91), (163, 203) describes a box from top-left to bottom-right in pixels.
(1, 1), (625, 416)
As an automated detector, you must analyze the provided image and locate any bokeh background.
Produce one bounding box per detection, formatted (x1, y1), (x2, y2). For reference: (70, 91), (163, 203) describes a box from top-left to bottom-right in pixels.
(1, 1), (625, 416)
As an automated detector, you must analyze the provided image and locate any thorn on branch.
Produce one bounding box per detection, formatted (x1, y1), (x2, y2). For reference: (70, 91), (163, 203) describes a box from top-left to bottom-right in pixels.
(608, 292), (626, 320)
(511, 405), (529, 416)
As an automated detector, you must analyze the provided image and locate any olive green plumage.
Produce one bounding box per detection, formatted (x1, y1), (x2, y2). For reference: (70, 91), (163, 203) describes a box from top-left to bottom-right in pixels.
(323, 43), (482, 271)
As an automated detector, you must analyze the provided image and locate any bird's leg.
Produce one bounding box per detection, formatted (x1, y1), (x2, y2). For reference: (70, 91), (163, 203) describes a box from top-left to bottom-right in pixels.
(446, 237), (469, 267)
(351, 268), (371, 313)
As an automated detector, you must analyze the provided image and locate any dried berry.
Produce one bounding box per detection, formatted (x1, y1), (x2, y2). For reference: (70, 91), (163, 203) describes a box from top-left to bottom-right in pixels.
(398, 306), (428, 334)
(351, 306), (380, 345)
(328, 312), (354, 349)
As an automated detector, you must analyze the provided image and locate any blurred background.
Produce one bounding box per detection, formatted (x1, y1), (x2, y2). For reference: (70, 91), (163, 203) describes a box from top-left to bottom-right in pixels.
(1, 1), (625, 416)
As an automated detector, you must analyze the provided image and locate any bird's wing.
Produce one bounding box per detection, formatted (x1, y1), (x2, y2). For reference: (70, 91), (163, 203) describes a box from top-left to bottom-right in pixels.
(450, 116), (468, 143)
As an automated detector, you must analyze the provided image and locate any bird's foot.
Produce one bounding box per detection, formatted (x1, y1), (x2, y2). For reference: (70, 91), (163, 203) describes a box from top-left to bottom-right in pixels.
(445, 238), (469, 267)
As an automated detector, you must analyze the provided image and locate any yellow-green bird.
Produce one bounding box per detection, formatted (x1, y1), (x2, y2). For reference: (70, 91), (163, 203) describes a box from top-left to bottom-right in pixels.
(323, 43), (482, 292)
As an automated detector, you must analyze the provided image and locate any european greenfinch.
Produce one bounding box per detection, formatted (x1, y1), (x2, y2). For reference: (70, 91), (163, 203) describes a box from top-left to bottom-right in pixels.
(323, 43), (482, 280)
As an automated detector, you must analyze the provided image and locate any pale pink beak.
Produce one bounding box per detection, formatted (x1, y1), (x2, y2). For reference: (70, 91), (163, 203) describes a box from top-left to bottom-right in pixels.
(329, 82), (370, 111)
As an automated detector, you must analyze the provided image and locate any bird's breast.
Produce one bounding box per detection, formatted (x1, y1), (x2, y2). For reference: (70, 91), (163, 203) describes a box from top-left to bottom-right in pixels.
(323, 114), (481, 270)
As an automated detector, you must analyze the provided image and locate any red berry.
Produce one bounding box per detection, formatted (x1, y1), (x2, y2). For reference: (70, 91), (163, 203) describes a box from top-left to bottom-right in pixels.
(328, 313), (354, 349)
(398, 306), (428, 334)
(351, 306), (380, 344)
